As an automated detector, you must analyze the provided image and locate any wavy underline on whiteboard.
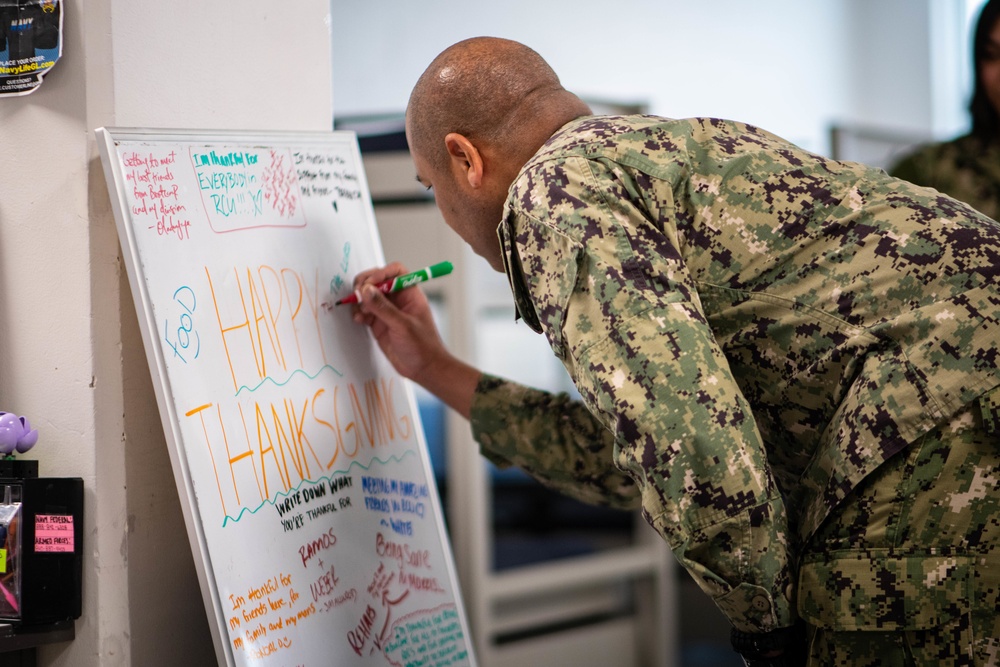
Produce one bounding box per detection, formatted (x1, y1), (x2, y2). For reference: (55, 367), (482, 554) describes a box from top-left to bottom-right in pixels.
(234, 364), (345, 396)
(220, 449), (418, 527)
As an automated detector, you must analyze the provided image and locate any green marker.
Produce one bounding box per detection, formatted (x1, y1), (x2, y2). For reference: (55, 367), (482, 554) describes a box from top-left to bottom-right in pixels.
(335, 261), (453, 305)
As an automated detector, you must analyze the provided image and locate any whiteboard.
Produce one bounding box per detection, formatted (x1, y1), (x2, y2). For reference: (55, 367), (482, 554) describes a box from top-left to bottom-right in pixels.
(96, 127), (476, 667)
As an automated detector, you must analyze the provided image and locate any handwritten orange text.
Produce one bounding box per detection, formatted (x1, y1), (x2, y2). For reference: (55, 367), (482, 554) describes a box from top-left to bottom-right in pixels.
(185, 378), (413, 523)
(205, 264), (328, 392)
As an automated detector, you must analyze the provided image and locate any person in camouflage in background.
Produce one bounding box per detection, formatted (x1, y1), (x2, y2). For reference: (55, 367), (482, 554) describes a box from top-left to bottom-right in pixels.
(350, 37), (1000, 666)
(891, 0), (1000, 220)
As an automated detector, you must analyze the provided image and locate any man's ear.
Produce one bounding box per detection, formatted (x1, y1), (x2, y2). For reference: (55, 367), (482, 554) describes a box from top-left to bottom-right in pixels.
(444, 133), (484, 189)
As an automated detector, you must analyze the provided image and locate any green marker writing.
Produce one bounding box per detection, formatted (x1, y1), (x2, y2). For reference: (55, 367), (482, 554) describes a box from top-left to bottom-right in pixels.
(335, 261), (454, 306)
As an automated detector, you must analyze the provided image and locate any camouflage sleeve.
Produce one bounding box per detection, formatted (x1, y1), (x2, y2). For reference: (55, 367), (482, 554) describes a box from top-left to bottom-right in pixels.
(469, 373), (641, 509)
(504, 153), (796, 633)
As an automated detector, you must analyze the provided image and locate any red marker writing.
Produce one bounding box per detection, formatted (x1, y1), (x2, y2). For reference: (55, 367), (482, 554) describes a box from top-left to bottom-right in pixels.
(335, 261), (454, 306)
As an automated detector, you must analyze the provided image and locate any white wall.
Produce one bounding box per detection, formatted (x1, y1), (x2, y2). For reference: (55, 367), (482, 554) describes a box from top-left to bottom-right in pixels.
(0, 2), (121, 664)
(842, 0), (974, 139)
(0, 1), (333, 665)
(333, 0), (849, 151)
(332, 0), (978, 153)
(839, 0), (933, 136)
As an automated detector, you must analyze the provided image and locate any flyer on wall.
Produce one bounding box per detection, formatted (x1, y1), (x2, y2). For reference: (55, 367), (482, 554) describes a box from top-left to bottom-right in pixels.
(0, 0), (62, 97)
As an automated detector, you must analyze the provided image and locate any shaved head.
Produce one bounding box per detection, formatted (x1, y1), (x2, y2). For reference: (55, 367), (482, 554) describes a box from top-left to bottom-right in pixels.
(405, 38), (591, 271)
(407, 37), (591, 173)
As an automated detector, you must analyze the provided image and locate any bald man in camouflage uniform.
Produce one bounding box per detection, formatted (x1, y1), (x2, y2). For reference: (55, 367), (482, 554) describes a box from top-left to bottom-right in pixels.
(352, 37), (1000, 666)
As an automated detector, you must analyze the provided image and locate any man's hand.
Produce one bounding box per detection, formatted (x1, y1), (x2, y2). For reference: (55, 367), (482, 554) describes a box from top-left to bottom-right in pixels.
(351, 262), (481, 419)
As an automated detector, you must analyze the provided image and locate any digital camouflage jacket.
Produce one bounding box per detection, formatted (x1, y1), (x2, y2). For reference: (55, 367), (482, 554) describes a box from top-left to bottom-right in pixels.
(469, 115), (1000, 634)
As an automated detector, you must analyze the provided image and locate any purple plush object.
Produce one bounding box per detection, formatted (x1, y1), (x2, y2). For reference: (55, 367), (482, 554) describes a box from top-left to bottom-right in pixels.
(0, 412), (38, 455)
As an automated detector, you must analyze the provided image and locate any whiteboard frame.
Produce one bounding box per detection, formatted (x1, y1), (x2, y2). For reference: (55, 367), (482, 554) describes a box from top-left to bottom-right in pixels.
(95, 126), (475, 667)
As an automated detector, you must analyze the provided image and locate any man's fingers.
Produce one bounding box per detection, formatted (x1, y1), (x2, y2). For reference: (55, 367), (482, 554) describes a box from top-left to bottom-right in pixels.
(358, 283), (402, 323)
(352, 262), (409, 290)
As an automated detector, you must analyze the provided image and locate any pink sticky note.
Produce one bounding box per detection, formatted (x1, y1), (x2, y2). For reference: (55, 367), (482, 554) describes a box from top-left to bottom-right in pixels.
(35, 515), (74, 553)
